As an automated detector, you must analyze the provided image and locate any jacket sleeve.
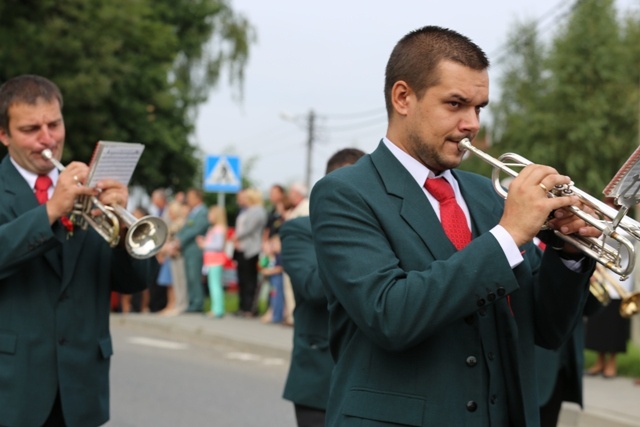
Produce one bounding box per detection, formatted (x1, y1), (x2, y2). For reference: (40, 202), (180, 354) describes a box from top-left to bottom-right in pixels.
(280, 218), (326, 304)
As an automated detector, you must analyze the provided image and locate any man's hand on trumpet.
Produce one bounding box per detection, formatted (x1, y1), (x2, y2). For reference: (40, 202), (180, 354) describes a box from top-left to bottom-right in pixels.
(45, 162), (96, 225)
(499, 164), (601, 250)
(95, 178), (129, 208)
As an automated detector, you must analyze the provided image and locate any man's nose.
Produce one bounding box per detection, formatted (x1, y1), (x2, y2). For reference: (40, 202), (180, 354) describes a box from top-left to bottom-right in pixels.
(459, 109), (480, 134)
(37, 126), (56, 144)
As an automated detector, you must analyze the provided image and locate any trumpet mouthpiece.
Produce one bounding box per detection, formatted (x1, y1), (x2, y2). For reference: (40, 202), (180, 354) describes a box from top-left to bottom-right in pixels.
(41, 149), (65, 171)
(458, 138), (472, 152)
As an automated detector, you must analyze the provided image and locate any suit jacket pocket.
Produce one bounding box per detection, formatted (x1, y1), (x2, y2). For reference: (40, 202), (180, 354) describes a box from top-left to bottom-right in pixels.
(0, 330), (17, 355)
(343, 387), (425, 426)
(98, 336), (113, 359)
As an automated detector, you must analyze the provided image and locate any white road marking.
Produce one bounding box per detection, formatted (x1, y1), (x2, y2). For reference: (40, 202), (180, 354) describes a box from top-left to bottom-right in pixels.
(127, 336), (189, 350)
(226, 352), (285, 365)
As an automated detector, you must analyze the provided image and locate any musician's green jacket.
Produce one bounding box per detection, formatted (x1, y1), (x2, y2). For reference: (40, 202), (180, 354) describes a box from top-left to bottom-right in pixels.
(281, 216), (333, 410)
(310, 141), (595, 427)
(0, 155), (157, 427)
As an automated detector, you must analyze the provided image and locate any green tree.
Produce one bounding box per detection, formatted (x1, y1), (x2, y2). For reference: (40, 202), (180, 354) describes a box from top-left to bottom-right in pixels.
(479, 0), (640, 196)
(0, 0), (255, 192)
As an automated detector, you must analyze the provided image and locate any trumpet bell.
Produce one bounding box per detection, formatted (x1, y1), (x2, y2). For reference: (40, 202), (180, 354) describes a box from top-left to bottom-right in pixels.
(111, 205), (168, 259)
(125, 215), (169, 259)
(620, 292), (640, 318)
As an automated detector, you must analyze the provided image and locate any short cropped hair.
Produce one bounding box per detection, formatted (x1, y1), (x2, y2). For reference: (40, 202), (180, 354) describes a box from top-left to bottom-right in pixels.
(325, 148), (365, 174)
(0, 75), (63, 133)
(384, 26), (489, 118)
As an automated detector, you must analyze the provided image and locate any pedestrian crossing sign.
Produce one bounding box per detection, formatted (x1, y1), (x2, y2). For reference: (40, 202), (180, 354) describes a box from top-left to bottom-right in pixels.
(203, 155), (242, 193)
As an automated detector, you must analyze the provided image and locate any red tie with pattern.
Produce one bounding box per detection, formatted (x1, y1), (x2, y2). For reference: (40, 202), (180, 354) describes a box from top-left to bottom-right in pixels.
(34, 175), (52, 204)
(424, 177), (471, 250)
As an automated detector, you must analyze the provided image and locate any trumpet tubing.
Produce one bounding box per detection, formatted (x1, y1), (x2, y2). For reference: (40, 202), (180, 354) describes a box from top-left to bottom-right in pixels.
(41, 149), (168, 259)
(458, 138), (639, 280)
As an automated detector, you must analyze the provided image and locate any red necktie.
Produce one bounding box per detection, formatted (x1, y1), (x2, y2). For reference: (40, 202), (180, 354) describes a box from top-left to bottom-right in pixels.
(424, 177), (471, 250)
(34, 175), (52, 204)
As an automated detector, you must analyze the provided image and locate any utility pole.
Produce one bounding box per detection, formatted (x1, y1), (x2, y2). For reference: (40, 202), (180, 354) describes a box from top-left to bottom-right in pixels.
(305, 110), (316, 190)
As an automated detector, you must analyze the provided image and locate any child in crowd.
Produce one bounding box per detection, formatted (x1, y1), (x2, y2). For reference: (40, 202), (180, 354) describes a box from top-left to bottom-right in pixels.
(197, 205), (228, 318)
(260, 232), (284, 323)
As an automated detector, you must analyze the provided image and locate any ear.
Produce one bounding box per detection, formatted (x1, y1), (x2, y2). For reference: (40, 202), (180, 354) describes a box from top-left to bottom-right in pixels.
(0, 128), (9, 148)
(390, 81), (413, 117)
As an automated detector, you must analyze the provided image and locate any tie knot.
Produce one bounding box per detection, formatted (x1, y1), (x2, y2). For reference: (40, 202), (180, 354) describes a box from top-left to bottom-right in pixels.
(424, 177), (455, 202)
(35, 175), (52, 192)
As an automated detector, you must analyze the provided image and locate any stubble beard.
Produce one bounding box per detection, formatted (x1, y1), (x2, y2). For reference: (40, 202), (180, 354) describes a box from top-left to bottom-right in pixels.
(408, 133), (461, 174)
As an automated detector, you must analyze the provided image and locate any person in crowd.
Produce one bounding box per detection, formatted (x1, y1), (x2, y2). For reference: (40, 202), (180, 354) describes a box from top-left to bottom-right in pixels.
(0, 74), (156, 426)
(280, 182), (310, 325)
(145, 188), (172, 311)
(197, 205), (229, 318)
(170, 188), (209, 312)
(281, 147), (365, 427)
(119, 206), (154, 313)
(232, 187), (267, 317)
(263, 183), (287, 242)
(285, 182), (309, 220)
(148, 188), (168, 218)
(158, 199), (189, 316)
(260, 230), (285, 324)
(309, 26), (599, 426)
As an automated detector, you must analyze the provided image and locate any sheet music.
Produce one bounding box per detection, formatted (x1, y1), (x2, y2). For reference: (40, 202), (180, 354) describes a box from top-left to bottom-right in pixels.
(85, 141), (145, 188)
(603, 145), (640, 208)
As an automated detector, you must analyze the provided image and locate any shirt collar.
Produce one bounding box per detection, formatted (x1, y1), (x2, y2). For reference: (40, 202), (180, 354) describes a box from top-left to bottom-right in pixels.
(10, 156), (59, 190)
(382, 137), (457, 188)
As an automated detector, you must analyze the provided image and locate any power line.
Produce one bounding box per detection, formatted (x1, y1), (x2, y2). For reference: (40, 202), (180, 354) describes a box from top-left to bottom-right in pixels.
(490, 0), (577, 64)
(325, 113), (387, 132)
(323, 107), (386, 120)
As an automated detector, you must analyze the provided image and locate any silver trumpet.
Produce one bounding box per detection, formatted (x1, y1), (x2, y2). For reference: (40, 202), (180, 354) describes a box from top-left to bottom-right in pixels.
(458, 138), (640, 280)
(591, 264), (640, 317)
(41, 149), (168, 259)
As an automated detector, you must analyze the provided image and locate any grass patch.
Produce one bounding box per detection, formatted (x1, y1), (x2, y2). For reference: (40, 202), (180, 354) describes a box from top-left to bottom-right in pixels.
(584, 341), (640, 378)
(202, 283), (269, 315)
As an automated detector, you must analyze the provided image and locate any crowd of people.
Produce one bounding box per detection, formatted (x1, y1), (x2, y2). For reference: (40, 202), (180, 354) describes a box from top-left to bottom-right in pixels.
(109, 182), (312, 323)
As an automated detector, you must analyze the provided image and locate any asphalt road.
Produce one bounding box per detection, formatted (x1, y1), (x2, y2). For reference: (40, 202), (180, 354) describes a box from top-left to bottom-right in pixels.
(105, 321), (296, 427)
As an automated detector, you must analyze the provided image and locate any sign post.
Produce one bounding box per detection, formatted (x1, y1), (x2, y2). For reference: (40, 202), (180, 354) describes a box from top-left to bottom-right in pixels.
(203, 155), (242, 208)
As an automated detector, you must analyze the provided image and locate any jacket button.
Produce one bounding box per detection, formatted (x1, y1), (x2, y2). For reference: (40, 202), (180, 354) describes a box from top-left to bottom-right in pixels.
(58, 338), (66, 345)
(487, 292), (496, 302)
(497, 287), (506, 296)
(476, 298), (486, 307)
(466, 401), (478, 412)
(466, 356), (477, 367)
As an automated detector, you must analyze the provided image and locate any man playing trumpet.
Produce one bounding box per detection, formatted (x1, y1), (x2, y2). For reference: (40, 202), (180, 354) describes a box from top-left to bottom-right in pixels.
(310, 26), (601, 426)
(0, 74), (157, 427)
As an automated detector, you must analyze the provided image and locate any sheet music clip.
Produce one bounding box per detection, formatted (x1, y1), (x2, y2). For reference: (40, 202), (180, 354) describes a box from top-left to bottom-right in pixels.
(603, 145), (640, 228)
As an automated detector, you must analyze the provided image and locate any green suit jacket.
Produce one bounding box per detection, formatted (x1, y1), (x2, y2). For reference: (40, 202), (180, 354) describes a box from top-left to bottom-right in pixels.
(0, 155), (156, 427)
(281, 216), (333, 410)
(535, 293), (602, 408)
(310, 142), (593, 427)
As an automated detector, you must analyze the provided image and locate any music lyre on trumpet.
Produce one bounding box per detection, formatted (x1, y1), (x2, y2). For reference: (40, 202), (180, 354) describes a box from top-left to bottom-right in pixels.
(41, 146), (168, 259)
(458, 138), (640, 281)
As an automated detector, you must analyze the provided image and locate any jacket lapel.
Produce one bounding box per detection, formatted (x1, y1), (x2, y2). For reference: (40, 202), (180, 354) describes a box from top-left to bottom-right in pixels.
(452, 169), (504, 236)
(1, 157), (62, 278)
(60, 223), (90, 295)
(370, 142), (456, 260)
